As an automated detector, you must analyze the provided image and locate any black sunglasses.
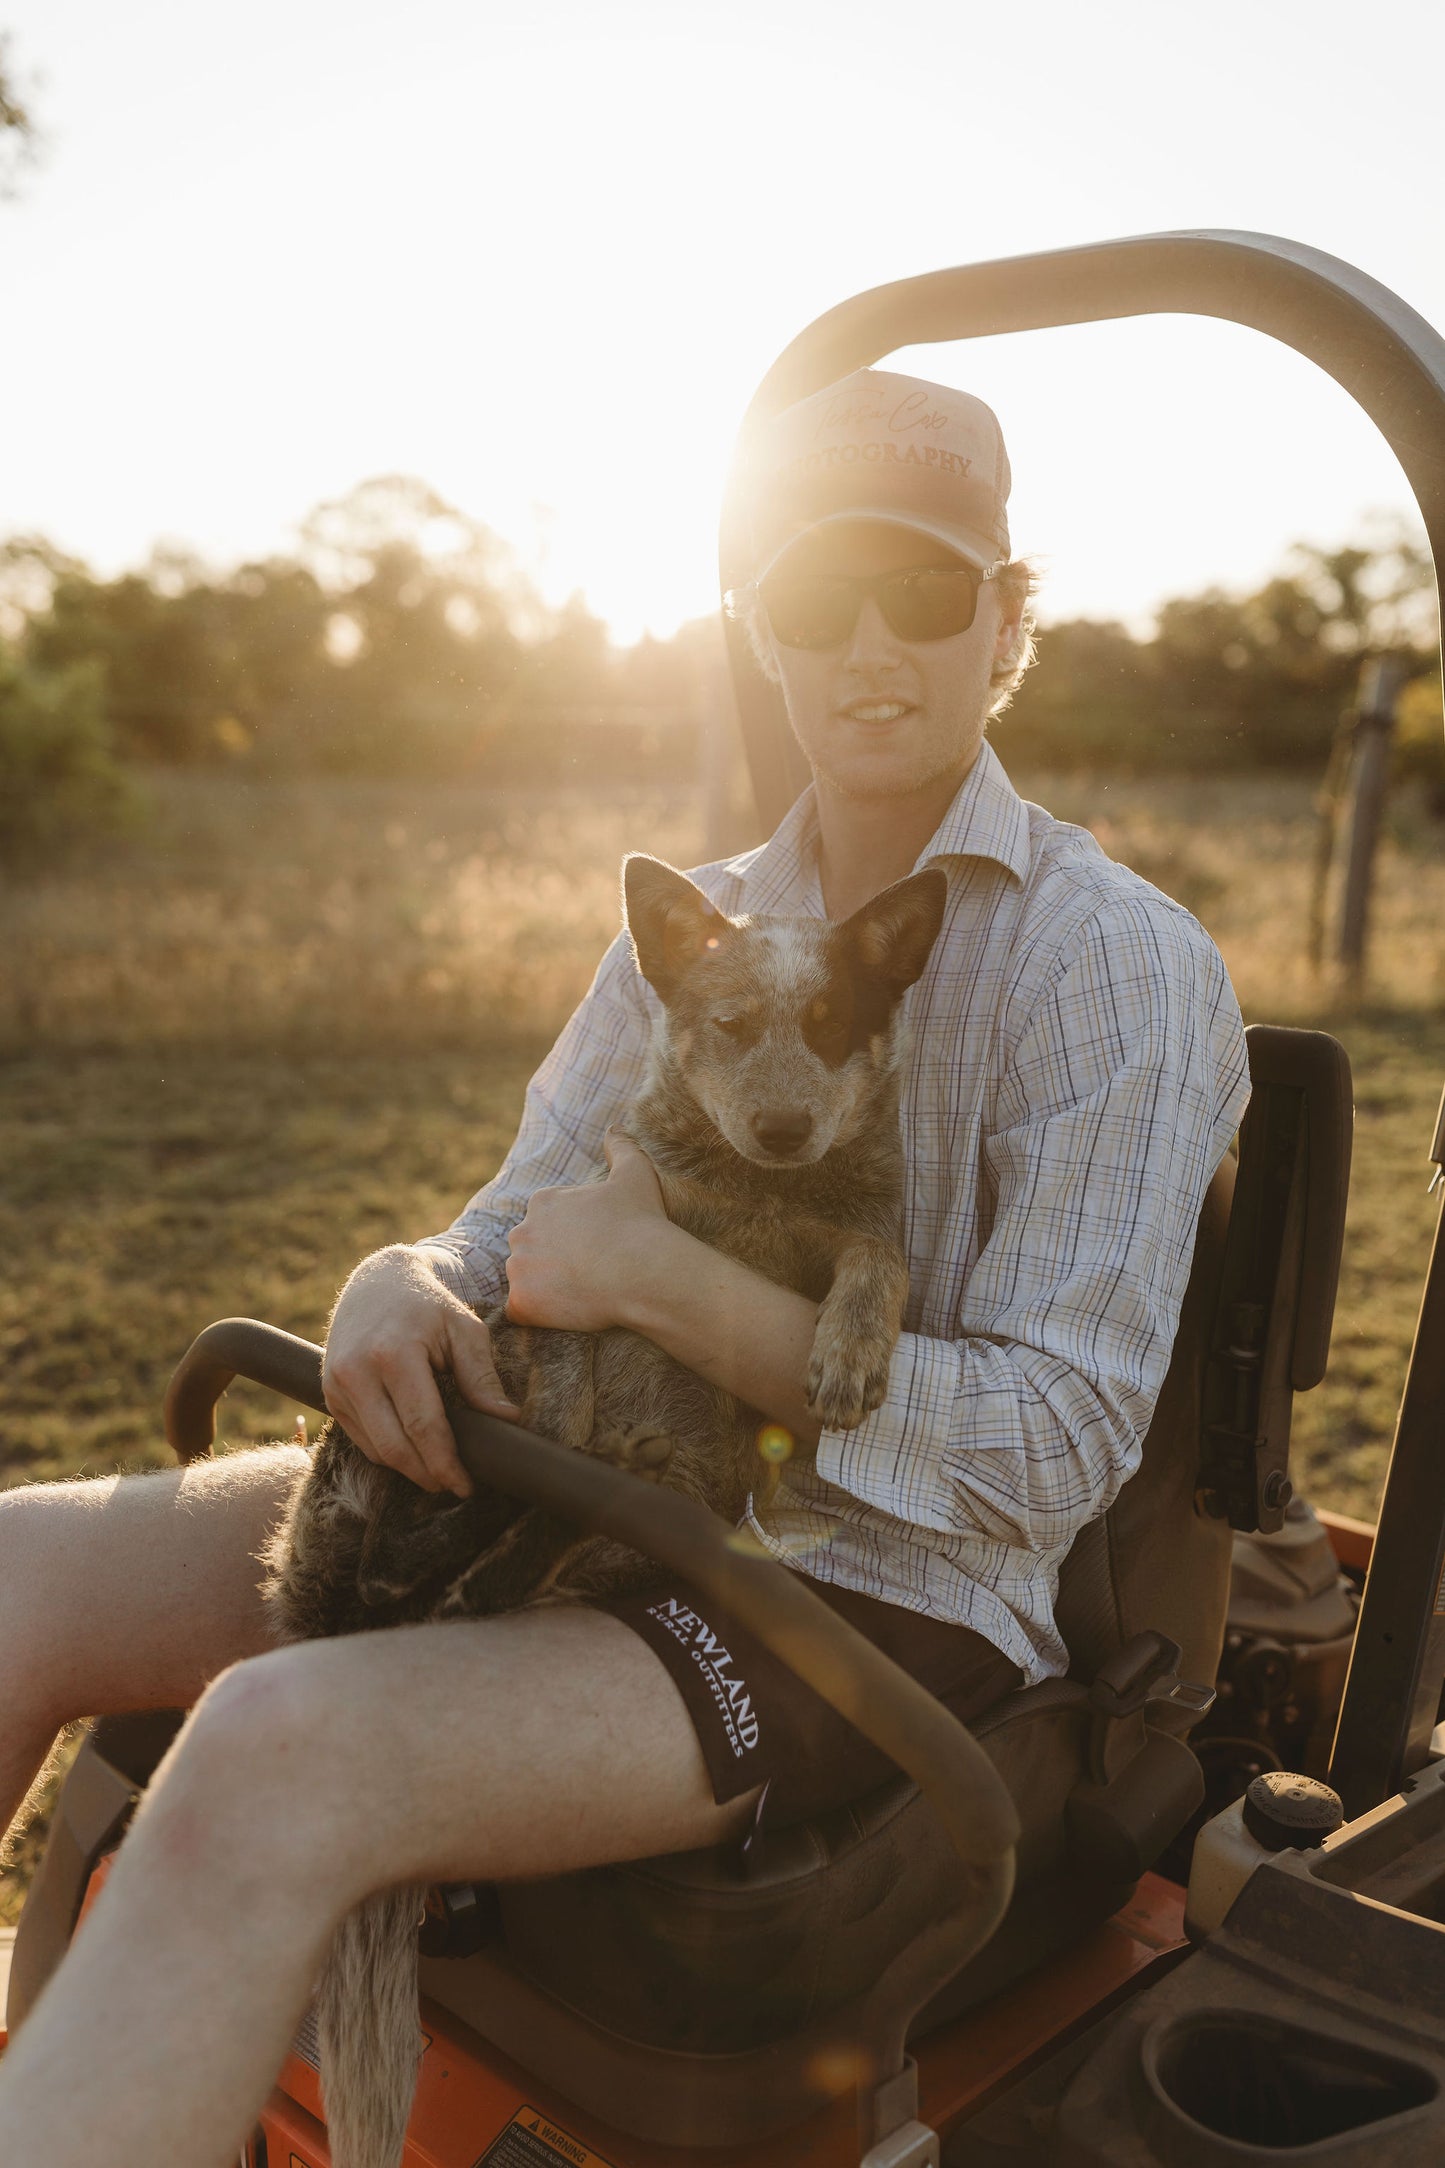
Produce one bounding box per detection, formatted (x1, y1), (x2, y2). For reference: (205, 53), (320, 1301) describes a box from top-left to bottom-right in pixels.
(729, 563), (993, 651)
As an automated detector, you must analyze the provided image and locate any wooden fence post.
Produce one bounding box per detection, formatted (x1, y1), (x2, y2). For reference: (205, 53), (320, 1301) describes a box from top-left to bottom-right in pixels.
(1334, 654), (1407, 988)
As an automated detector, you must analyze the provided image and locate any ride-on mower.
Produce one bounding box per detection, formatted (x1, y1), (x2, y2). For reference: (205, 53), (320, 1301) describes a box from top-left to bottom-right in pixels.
(5, 231), (1445, 2167)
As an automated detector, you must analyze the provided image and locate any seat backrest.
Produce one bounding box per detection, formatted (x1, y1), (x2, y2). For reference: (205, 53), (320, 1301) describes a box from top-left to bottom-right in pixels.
(1197, 1026), (1353, 1532)
(1055, 1024), (1353, 1691)
(1056, 1154), (1236, 1689)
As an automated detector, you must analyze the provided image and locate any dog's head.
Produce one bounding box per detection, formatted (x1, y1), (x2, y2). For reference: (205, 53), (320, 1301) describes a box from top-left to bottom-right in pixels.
(623, 855), (947, 1167)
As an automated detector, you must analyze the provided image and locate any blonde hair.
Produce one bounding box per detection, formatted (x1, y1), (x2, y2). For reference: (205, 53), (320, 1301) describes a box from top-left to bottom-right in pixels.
(730, 555), (1042, 723)
(986, 557), (1042, 719)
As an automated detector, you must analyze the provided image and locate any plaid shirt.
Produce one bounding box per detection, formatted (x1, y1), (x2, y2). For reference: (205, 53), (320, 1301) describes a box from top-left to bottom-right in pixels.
(419, 743), (1249, 1683)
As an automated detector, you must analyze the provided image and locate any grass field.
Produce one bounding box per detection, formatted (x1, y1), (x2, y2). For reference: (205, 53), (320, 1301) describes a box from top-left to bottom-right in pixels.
(4, 762), (1445, 1503)
(3, 760), (1444, 1915)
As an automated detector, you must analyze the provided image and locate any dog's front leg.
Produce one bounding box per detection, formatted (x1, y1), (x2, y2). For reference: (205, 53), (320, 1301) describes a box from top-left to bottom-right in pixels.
(511, 1326), (597, 1451)
(806, 1237), (910, 1431)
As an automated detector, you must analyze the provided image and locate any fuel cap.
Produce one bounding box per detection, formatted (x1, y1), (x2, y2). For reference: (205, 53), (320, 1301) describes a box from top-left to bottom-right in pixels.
(1242, 1771), (1345, 1851)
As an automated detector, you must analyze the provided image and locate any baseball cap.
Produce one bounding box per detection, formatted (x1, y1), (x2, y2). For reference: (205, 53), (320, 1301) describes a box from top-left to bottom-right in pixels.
(744, 367), (1012, 582)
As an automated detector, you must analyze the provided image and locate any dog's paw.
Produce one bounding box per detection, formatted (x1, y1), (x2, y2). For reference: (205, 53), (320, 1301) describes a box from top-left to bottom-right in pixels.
(806, 1322), (894, 1431)
(589, 1423), (676, 1482)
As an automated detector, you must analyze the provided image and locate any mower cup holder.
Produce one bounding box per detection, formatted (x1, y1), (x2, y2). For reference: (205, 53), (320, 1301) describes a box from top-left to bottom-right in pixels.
(1144, 2012), (1438, 2158)
(1053, 1757), (1445, 2167)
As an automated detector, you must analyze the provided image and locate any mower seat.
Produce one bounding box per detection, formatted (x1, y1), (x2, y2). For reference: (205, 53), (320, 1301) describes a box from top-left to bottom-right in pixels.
(415, 1025), (1353, 2147)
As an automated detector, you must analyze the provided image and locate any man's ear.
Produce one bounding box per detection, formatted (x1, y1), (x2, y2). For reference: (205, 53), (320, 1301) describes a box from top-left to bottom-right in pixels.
(622, 854), (731, 1001)
(841, 868), (948, 995)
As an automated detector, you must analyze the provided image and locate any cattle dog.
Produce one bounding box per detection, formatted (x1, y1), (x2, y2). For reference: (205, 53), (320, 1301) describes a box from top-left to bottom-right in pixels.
(262, 852), (947, 2168)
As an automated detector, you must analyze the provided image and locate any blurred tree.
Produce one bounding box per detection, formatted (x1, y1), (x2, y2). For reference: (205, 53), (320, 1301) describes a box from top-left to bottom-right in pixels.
(28, 563), (240, 762)
(993, 617), (1150, 770)
(999, 531), (1438, 774)
(217, 559), (332, 764)
(292, 477), (541, 772)
(0, 31), (37, 198)
(0, 643), (135, 866)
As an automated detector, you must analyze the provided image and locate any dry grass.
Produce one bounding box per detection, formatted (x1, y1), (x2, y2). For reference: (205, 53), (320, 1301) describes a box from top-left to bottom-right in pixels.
(0, 774), (710, 1054)
(7, 767), (1445, 1051)
(1025, 768), (1445, 1018)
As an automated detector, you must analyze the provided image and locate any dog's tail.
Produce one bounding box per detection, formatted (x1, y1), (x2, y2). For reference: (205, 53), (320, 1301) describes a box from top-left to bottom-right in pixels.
(317, 1883), (427, 2168)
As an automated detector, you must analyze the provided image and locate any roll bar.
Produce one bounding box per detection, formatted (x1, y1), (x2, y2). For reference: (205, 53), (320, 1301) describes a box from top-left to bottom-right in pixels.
(164, 1320), (1021, 1885)
(720, 229), (1445, 832)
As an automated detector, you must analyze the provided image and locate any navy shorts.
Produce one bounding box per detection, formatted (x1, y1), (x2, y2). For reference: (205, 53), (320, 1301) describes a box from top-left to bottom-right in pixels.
(597, 1574), (1023, 1830)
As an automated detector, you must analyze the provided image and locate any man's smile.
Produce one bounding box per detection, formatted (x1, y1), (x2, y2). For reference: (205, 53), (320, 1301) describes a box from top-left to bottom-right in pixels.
(839, 697), (915, 724)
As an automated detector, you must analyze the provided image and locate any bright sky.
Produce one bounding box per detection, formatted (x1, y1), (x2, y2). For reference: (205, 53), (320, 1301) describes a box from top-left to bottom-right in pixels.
(3, 0), (1443, 641)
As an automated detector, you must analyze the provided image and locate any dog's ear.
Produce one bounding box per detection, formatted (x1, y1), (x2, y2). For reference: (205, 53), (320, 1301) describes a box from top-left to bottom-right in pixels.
(623, 854), (731, 1001)
(841, 868), (948, 996)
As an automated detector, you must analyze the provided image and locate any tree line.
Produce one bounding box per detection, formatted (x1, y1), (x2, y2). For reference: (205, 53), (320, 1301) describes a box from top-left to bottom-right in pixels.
(997, 533), (1439, 779)
(1, 475), (1439, 865)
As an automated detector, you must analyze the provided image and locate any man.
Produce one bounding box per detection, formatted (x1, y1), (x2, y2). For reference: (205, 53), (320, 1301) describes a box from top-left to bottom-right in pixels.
(0, 370), (1248, 2163)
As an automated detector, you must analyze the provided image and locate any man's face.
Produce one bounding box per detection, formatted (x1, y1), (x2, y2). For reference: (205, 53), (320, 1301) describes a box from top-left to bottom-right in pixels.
(762, 521), (1015, 802)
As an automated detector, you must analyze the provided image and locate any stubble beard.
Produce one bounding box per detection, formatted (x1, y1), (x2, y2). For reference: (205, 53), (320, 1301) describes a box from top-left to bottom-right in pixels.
(798, 713), (987, 805)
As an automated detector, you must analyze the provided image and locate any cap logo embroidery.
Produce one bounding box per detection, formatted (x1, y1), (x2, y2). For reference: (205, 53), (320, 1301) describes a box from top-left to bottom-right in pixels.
(814, 387), (952, 440)
(783, 442), (974, 479)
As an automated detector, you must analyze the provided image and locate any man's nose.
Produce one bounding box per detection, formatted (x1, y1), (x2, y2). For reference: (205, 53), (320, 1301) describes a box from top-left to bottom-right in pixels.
(751, 1108), (814, 1155)
(841, 596), (902, 670)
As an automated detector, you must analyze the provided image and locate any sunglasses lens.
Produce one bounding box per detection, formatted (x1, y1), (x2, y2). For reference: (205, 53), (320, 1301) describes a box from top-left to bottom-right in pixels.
(759, 576), (859, 650)
(881, 569), (980, 640)
(759, 567), (982, 648)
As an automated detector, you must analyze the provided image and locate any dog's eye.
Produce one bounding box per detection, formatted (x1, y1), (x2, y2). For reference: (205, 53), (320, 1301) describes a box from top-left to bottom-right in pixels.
(809, 999), (847, 1037)
(714, 1015), (751, 1040)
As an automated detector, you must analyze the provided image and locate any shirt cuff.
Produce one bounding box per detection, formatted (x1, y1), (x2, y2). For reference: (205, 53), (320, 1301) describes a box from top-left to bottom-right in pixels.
(813, 1331), (965, 1534)
(412, 1239), (505, 1314)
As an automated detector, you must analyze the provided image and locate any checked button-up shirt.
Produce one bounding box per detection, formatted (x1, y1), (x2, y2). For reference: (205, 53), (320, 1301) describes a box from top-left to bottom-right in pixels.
(418, 742), (1250, 1685)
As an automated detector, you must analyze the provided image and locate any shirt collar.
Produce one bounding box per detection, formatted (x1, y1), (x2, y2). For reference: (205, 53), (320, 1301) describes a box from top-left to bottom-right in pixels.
(724, 739), (1031, 914)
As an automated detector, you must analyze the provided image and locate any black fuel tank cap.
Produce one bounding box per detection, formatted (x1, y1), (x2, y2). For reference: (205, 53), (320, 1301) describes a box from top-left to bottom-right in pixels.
(1243, 1770), (1345, 1851)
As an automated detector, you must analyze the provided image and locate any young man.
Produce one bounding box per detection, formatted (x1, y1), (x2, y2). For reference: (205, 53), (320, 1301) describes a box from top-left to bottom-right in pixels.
(0, 371), (1249, 2164)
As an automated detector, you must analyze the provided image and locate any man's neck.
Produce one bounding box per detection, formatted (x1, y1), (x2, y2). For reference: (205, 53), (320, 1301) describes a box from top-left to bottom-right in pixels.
(815, 753), (979, 919)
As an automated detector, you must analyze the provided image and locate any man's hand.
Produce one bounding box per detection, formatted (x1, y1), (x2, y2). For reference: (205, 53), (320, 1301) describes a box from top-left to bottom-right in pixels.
(504, 1128), (670, 1334)
(323, 1245), (521, 1497)
(509, 1128), (826, 1454)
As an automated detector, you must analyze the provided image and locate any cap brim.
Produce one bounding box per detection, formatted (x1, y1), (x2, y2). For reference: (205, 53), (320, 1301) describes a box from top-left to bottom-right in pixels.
(754, 511), (1003, 586)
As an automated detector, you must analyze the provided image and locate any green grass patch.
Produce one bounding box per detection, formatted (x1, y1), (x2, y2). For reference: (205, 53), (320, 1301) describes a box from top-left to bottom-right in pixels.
(0, 1046), (543, 1485)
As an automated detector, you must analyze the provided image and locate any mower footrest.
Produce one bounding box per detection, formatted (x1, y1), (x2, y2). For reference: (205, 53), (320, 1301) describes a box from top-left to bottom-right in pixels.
(862, 2120), (941, 2167)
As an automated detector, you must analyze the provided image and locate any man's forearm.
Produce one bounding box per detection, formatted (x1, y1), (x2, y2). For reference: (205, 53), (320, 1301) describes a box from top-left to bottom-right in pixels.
(618, 1224), (824, 1453)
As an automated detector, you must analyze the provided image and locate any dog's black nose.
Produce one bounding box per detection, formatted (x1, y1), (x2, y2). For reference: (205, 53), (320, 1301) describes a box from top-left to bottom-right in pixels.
(751, 1109), (813, 1156)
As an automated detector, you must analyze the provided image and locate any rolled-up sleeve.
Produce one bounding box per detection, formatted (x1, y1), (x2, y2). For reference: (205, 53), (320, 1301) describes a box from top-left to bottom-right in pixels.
(814, 894), (1250, 1554)
(415, 931), (656, 1309)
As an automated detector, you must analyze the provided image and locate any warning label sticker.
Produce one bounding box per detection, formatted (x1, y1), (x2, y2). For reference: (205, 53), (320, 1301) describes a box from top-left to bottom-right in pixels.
(474, 2104), (618, 2168)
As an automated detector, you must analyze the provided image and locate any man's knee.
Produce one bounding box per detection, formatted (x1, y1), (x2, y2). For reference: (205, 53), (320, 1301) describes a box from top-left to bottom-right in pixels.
(168, 1638), (389, 1898)
(184, 1643), (326, 1786)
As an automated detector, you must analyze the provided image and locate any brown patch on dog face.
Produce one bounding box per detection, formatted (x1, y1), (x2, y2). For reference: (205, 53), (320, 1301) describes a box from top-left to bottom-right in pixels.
(800, 953), (895, 1070)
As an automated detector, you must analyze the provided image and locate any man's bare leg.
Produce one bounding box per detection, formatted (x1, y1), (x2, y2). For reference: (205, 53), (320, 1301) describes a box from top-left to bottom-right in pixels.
(0, 1606), (755, 2168)
(0, 1446), (309, 1849)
